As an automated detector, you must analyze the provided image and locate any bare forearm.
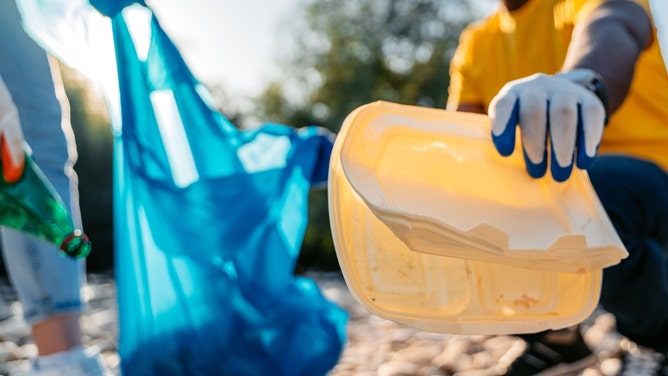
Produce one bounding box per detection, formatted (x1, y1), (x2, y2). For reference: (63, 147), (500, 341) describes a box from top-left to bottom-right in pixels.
(562, 1), (652, 114)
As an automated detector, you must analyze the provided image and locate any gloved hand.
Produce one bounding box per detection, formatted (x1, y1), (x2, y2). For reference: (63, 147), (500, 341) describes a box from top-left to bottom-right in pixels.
(0, 77), (26, 183)
(488, 69), (607, 182)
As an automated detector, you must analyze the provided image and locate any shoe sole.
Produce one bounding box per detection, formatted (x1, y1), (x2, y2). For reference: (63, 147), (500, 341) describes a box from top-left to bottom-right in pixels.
(534, 354), (597, 376)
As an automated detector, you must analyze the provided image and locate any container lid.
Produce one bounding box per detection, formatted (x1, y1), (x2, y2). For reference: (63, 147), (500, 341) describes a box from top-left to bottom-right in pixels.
(339, 101), (627, 273)
(328, 101), (624, 334)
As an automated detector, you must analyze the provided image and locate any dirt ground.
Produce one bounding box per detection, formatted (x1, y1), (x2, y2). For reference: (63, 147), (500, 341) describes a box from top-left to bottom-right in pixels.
(0, 272), (625, 376)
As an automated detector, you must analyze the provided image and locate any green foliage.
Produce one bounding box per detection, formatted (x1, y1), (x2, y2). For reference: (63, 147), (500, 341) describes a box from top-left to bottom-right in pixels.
(1, 1), (482, 276)
(60, 65), (115, 272)
(256, 0), (477, 131)
(252, 0), (479, 271)
(0, 64), (113, 276)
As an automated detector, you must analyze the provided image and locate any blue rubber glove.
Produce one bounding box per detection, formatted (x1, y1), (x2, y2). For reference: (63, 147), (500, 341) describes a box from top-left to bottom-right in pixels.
(488, 69), (606, 182)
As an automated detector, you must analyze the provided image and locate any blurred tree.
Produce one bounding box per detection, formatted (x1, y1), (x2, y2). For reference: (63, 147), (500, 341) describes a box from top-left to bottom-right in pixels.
(0, 63), (114, 275)
(0, 0), (484, 275)
(252, 0), (480, 271)
(60, 65), (115, 273)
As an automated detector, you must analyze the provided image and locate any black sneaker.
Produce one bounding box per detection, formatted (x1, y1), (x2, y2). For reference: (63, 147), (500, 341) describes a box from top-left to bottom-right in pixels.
(504, 329), (596, 376)
(619, 340), (668, 376)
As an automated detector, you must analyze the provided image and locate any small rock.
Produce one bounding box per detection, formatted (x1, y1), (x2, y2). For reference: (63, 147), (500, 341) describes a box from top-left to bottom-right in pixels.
(0, 316), (30, 342)
(377, 360), (420, 376)
(0, 341), (20, 363)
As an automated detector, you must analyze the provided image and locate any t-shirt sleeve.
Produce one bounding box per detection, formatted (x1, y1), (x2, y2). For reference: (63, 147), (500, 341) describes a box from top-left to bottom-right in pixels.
(447, 27), (481, 109)
(574, 0), (651, 22)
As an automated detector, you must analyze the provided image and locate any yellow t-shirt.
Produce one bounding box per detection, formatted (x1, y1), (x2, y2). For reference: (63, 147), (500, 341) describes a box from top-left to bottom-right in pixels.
(447, 0), (668, 173)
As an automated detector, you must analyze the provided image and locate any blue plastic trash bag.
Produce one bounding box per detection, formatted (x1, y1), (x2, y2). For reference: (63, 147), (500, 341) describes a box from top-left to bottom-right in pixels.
(95, 2), (347, 375)
(106, 6), (347, 376)
(14, 0), (347, 372)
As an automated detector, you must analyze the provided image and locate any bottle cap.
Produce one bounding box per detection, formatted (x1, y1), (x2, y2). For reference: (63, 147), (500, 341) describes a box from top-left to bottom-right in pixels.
(60, 229), (92, 258)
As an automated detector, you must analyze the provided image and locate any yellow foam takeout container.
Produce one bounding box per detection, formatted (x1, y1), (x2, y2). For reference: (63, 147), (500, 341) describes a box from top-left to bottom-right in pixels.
(328, 101), (627, 335)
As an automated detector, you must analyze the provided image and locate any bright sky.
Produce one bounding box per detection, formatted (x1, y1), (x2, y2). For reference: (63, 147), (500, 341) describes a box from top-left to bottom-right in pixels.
(145, 0), (498, 99)
(147, 0), (297, 98)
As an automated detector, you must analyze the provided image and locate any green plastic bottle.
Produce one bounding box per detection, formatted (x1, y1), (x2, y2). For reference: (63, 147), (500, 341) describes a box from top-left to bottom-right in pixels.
(0, 152), (92, 258)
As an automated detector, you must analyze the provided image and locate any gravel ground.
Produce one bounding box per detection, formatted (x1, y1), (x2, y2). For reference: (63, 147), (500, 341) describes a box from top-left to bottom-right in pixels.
(0, 272), (626, 376)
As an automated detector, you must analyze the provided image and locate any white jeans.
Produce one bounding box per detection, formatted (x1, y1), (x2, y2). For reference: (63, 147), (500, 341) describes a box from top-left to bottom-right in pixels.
(0, 0), (85, 325)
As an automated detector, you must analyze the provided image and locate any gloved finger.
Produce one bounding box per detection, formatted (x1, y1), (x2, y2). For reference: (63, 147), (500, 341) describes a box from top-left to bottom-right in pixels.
(489, 92), (518, 157)
(518, 88), (548, 178)
(576, 98), (605, 169)
(548, 93), (578, 182)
